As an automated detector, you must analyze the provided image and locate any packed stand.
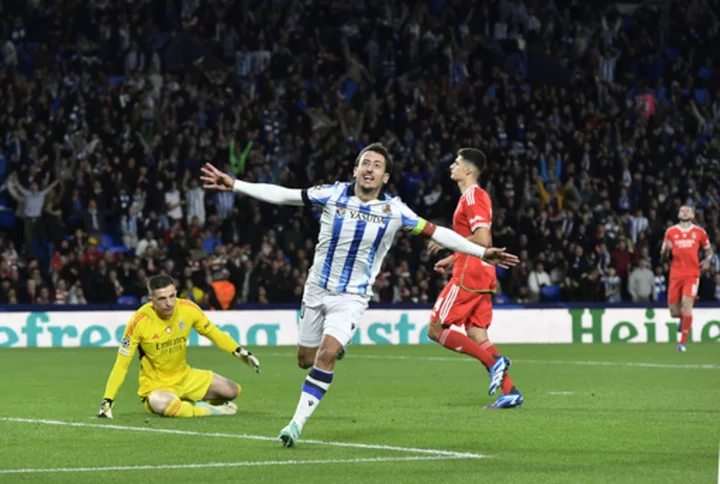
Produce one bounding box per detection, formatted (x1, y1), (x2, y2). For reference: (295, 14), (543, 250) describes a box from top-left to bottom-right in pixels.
(2, 0), (720, 308)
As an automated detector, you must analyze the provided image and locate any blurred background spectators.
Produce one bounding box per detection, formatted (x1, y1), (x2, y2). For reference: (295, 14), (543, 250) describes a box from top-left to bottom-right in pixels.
(1, 0), (720, 308)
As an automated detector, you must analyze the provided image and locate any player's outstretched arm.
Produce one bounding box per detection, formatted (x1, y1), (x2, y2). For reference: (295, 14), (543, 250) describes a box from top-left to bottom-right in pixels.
(193, 307), (261, 373)
(430, 225), (519, 269)
(200, 163), (304, 206)
(96, 313), (144, 418)
(96, 353), (133, 419)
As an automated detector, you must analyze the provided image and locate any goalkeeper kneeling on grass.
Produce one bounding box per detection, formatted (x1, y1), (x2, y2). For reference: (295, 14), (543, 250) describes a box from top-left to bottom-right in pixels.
(96, 275), (260, 419)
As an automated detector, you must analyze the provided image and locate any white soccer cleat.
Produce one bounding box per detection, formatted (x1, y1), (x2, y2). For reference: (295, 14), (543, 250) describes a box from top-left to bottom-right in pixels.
(278, 421), (302, 447)
(195, 401), (238, 416)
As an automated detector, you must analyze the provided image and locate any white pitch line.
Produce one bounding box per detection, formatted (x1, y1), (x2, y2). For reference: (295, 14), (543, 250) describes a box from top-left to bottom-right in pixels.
(516, 359), (719, 370)
(0, 456), (462, 475)
(0, 418), (487, 459)
(717, 444), (719, 484)
(265, 352), (719, 370)
(547, 391), (575, 396)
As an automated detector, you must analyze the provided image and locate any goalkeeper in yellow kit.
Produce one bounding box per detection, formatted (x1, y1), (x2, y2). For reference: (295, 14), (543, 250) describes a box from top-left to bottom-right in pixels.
(96, 275), (260, 418)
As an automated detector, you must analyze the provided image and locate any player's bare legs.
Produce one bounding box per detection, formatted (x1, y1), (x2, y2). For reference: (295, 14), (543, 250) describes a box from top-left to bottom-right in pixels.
(144, 389), (233, 417)
(297, 345), (319, 369)
(202, 373), (241, 403)
(426, 320), (445, 341)
(144, 374), (240, 418)
(280, 335), (342, 447)
(314, 335), (343, 371)
(146, 390), (179, 415)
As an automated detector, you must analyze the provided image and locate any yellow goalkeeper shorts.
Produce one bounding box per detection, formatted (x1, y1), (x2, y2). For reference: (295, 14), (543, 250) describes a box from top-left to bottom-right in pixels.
(141, 368), (214, 411)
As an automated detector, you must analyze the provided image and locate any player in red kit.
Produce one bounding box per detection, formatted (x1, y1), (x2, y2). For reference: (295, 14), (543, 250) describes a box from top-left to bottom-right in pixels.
(427, 148), (522, 409)
(661, 205), (713, 352)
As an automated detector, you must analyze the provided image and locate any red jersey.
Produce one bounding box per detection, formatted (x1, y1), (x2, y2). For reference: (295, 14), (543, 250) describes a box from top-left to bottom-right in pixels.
(664, 224), (710, 278)
(451, 185), (496, 292)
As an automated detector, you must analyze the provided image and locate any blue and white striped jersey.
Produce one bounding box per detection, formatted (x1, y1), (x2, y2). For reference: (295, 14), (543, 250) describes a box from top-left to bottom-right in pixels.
(301, 182), (429, 296)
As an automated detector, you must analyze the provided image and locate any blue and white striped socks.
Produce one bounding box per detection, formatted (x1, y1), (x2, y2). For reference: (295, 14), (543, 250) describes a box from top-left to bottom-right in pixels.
(291, 366), (333, 429)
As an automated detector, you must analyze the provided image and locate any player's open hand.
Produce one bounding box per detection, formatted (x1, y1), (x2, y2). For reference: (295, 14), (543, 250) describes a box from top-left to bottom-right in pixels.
(95, 398), (114, 419)
(482, 247), (519, 269)
(200, 163), (234, 191)
(234, 347), (261, 373)
(427, 241), (445, 255)
(433, 255), (454, 274)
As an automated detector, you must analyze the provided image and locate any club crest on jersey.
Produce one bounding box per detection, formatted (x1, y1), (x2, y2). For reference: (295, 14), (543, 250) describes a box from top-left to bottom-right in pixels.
(692, 232), (696, 239)
(166, 327), (172, 334)
(336, 207), (347, 218)
(383, 204), (392, 214)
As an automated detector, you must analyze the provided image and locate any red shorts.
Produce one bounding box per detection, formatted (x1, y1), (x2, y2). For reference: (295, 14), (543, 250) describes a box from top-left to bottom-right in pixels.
(667, 276), (699, 305)
(430, 282), (493, 329)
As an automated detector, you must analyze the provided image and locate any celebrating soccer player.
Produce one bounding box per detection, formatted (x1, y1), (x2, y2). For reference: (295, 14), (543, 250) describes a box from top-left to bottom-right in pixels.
(201, 143), (518, 446)
(95, 275), (260, 419)
(426, 148), (522, 409)
(660, 205), (713, 352)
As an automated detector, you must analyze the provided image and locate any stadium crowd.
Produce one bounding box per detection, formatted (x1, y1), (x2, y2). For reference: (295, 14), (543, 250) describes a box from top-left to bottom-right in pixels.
(2, 0), (720, 308)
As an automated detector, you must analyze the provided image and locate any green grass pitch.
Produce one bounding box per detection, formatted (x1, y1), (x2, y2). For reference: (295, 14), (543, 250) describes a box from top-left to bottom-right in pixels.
(0, 344), (718, 483)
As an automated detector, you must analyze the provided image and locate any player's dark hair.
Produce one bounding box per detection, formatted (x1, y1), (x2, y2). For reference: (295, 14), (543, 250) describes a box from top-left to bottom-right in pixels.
(355, 143), (393, 175)
(147, 274), (175, 294)
(458, 148), (486, 174)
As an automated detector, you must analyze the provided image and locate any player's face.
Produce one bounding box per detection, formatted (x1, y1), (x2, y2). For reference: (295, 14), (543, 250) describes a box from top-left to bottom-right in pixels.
(449, 156), (471, 181)
(353, 151), (390, 192)
(151, 285), (177, 318)
(678, 206), (693, 222)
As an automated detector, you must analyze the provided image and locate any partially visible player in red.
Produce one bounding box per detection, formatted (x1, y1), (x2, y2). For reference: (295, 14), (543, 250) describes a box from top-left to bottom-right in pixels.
(661, 205), (713, 352)
(426, 148), (522, 409)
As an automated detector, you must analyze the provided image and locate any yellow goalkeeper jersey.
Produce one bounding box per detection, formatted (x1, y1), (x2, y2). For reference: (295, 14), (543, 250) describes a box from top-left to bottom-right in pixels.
(103, 299), (239, 400)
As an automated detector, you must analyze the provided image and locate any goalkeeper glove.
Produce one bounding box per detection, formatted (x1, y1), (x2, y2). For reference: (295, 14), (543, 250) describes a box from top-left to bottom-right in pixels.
(233, 347), (260, 373)
(96, 398), (114, 419)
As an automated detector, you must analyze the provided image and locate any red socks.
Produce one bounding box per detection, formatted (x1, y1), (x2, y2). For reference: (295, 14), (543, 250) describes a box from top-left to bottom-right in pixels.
(437, 329), (517, 395)
(679, 312), (693, 345)
(438, 329), (496, 368)
(482, 340), (516, 394)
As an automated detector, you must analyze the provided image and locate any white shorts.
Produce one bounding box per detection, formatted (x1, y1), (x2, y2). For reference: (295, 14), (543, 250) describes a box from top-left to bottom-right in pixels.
(297, 283), (369, 348)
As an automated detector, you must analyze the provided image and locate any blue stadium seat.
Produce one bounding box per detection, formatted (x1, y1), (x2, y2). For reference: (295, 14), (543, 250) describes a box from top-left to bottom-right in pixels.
(108, 76), (126, 87)
(494, 294), (510, 305)
(109, 245), (129, 255)
(117, 295), (139, 306)
(540, 284), (561, 301)
(665, 48), (680, 61)
(203, 237), (221, 254)
(102, 234), (114, 248)
(695, 89), (709, 105)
